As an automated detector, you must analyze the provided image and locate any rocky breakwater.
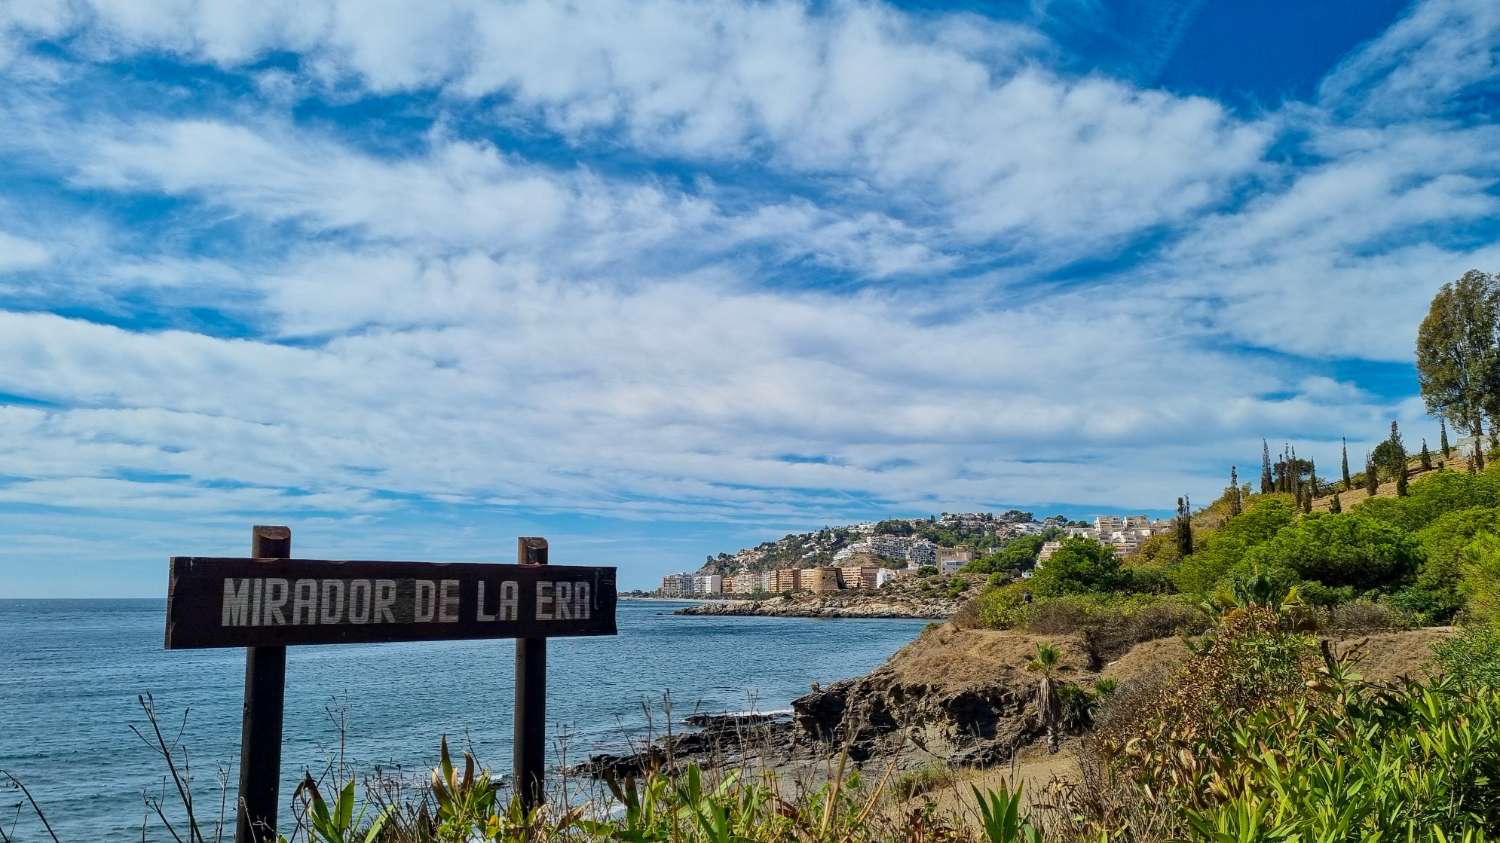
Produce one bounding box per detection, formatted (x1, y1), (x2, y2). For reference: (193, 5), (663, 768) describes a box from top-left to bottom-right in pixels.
(572, 622), (1094, 779)
(675, 593), (958, 619)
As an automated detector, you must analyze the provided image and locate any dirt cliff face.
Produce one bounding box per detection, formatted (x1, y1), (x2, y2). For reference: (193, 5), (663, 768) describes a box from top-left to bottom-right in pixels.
(791, 625), (1091, 766)
(576, 622), (1456, 780)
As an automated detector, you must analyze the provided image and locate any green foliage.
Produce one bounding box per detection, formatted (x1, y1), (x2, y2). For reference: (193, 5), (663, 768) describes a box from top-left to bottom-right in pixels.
(1403, 506), (1500, 622)
(1435, 625), (1500, 689)
(1029, 538), (1128, 597)
(965, 534), (1047, 575)
(1178, 677), (1500, 839)
(1462, 533), (1500, 625)
(295, 776), (393, 843)
(972, 786), (1042, 843)
(1417, 270), (1500, 464)
(1242, 512), (1421, 592)
(1357, 466), (1500, 532)
(1075, 606), (1500, 840)
(1170, 497), (1297, 594)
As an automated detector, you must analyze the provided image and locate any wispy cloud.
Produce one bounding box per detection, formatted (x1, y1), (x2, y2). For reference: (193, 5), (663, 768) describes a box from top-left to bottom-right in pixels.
(0, 0), (1495, 592)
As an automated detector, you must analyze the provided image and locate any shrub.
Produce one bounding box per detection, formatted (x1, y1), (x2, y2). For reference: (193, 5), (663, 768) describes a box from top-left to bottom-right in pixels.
(1434, 625), (1500, 688)
(1064, 607), (1500, 839)
(1242, 512), (1421, 592)
(1029, 538), (1128, 597)
(1409, 506), (1500, 622)
(1327, 599), (1412, 633)
(1462, 532), (1500, 625)
(1170, 497), (1297, 594)
(1355, 465), (1500, 532)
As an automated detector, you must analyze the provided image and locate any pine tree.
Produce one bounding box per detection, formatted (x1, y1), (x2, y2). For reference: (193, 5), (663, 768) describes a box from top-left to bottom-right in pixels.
(1441, 418), (1451, 457)
(1365, 453), (1380, 496)
(1341, 437), (1352, 490)
(1260, 440), (1273, 494)
(1176, 496), (1193, 556)
(1290, 445), (1301, 499)
(1228, 466), (1242, 517)
(1330, 492), (1342, 513)
(1421, 439), (1433, 471)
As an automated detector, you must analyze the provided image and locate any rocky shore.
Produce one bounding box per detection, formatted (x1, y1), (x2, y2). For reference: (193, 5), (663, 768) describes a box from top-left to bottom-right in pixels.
(673, 593), (959, 619)
(571, 623), (1079, 781)
(571, 622), (1454, 784)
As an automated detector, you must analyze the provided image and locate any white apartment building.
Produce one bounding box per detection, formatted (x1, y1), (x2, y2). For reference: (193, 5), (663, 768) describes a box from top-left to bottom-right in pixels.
(730, 573), (760, 595)
(692, 574), (723, 595)
(660, 573), (694, 597)
(832, 541), (871, 562)
(937, 547), (972, 575)
(1094, 515), (1126, 532)
(1037, 540), (1064, 563)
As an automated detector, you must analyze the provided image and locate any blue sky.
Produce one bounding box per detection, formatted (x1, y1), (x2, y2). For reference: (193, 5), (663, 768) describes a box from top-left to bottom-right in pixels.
(1, 0), (1497, 596)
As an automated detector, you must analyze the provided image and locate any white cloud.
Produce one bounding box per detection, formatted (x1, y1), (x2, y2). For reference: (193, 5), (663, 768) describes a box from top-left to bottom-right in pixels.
(1319, 0), (1500, 119)
(3, 0), (1270, 257)
(0, 230), (50, 271)
(0, 0), (1494, 590)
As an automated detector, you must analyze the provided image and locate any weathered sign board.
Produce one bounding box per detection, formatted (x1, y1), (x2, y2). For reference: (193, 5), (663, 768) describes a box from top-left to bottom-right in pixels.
(166, 557), (617, 648)
(164, 529), (616, 843)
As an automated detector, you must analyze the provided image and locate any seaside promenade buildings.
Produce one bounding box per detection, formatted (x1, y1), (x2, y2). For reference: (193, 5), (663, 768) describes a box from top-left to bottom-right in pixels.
(660, 562), (904, 597)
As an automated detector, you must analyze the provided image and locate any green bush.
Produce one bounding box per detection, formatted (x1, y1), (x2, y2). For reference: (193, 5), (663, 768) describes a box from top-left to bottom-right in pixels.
(1170, 497), (1297, 594)
(1242, 512), (1421, 592)
(1434, 625), (1500, 688)
(1356, 465), (1500, 532)
(1463, 533), (1500, 626)
(1407, 506), (1500, 622)
(965, 534), (1048, 575)
(1030, 538), (1129, 597)
(1070, 606), (1500, 839)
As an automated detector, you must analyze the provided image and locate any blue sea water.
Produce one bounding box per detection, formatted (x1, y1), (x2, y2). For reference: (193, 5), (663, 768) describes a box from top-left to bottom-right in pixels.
(0, 598), (928, 840)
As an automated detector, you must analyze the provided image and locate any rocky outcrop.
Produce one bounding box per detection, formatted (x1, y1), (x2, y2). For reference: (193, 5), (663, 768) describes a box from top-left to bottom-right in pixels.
(675, 594), (957, 619)
(788, 633), (1053, 765)
(574, 624), (1084, 778)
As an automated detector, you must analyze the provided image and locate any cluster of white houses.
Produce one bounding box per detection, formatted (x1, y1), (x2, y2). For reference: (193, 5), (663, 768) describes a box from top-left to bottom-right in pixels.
(1036, 515), (1174, 563)
(661, 544), (975, 597)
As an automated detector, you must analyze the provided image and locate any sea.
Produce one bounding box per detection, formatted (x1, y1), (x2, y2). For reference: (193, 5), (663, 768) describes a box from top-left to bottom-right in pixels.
(0, 598), (929, 840)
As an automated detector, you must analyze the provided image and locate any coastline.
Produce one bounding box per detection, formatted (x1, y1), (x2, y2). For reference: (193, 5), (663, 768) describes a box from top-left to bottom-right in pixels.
(673, 594), (959, 620)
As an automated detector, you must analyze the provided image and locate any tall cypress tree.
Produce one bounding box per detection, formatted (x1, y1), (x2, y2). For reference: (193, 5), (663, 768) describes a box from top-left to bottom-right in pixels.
(1229, 466), (1242, 517)
(1421, 439), (1433, 471)
(1330, 492), (1342, 513)
(1176, 496), (1193, 556)
(1261, 440), (1274, 494)
(1441, 418), (1451, 457)
(1365, 453), (1380, 496)
(1301, 485), (1313, 513)
(1341, 437), (1352, 490)
(1309, 459), (1319, 498)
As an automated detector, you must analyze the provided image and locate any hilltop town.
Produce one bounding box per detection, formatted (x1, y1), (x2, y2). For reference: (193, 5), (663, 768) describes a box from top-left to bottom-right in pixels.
(658, 510), (1174, 599)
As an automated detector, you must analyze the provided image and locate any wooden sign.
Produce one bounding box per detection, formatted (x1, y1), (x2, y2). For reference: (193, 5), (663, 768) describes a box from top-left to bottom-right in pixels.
(166, 557), (617, 648)
(164, 529), (614, 843)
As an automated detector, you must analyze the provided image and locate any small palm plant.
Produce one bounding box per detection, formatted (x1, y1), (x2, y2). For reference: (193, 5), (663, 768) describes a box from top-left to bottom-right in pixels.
(1026, 643), (1063, 752)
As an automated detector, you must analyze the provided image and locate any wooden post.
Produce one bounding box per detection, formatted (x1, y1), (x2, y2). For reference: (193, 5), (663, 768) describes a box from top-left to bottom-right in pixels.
(236, 525), (290, 843)
(513, 536), (548, 810)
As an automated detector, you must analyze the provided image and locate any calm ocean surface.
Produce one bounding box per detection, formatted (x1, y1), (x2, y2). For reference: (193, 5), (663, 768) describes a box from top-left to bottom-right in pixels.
(0, 598), (928, 839)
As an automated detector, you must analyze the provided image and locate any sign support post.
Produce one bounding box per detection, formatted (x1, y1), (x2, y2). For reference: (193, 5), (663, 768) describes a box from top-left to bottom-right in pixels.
(164, 531), (617, 838)
(513, 536), (548, 811)
(237, 525), (290, 843)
